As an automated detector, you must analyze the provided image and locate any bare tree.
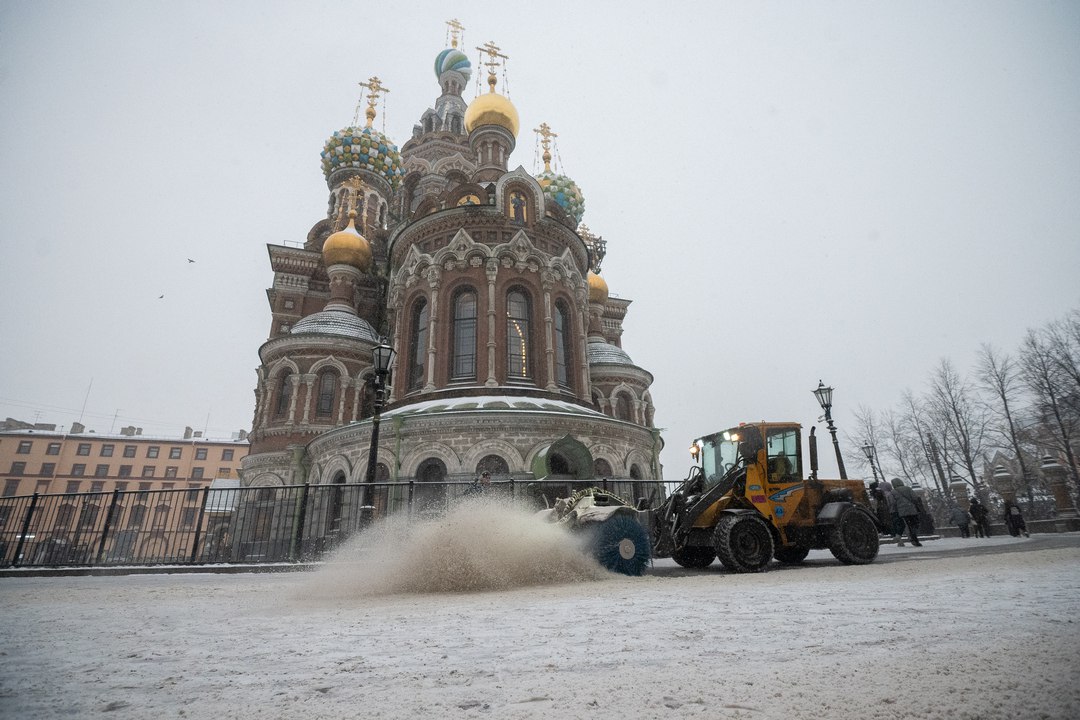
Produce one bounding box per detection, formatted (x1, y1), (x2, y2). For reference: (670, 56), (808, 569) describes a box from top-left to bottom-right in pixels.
(898, 390), (950, 494)
(926, 358), (990, 491)
(975, 344), (1036, 501)
(1020, 326), (1080, 501)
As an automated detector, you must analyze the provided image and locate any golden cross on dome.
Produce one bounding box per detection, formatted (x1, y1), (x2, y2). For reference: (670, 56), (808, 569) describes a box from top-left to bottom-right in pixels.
(338, 176), (369, 227)
(446, 19), (465, 49)
(534, 122), (558, 173)
(579, 224), (607, 272)
(476, 40), (508, 92)
(360, 76), (390, 128)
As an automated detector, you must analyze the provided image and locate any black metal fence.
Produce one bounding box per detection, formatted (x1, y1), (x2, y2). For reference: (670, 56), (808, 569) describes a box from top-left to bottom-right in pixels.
(0, 478), (666, 568)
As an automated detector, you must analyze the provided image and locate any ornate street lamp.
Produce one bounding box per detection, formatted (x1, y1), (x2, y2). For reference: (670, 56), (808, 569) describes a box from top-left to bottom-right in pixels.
(861, 443), (882, 484)
(364, 341), (396, 488)
(813, 380), (848, 479)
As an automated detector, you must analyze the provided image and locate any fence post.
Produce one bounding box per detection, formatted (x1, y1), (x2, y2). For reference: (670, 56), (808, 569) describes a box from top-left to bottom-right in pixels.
(289, 483), (310, 562)
(189, 486), (211, 563)
(95, 489), (122, 565)
(407, 480), (415, 518)
(12, 493), (40, 568)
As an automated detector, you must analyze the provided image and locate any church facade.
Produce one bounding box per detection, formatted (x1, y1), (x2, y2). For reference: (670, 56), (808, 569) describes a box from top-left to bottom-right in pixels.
(240, 29), (661, 496)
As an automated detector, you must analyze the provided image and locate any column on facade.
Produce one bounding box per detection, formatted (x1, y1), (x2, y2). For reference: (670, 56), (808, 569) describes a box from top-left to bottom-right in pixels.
(300, 374), (315, 424)
(485, 258), (499, 387)
(1041, 455), (1080, 531)
(950, 479), (969, 510)
(336, 375), (350, 425)
(424, 266), (441, 392)
(576, 288), (591, 402)
(541, 273), (557, 392)
(992, 465), (1016, 505)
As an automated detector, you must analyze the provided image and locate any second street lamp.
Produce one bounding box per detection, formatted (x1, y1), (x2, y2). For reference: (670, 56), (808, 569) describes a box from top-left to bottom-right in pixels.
(861, 443), (882, 484)
(813, 380), (848, 479)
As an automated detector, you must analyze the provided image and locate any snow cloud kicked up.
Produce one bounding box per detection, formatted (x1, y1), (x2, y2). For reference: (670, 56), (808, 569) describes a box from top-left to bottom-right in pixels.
(296, 498), (611, 599)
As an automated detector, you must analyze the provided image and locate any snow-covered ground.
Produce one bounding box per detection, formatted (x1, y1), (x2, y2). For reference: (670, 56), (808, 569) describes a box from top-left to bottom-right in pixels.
(2, 505), (1078, 720)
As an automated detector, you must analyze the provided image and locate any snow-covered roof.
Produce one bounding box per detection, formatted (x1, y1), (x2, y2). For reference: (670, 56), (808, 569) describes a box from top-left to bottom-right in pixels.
(381, 394), (605, 419)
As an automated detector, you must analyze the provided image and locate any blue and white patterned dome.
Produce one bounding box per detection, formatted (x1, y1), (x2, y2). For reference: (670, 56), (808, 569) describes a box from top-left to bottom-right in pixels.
(435, 48), (471, 81)
(320, 126), (403, 189)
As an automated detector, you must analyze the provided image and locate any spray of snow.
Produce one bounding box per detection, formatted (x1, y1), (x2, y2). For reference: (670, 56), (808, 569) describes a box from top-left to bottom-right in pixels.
(297, 497), (610, 599)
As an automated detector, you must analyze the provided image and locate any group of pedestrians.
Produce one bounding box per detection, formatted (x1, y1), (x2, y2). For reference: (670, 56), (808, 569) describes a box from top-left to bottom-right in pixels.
(868, 478), (1032, 544)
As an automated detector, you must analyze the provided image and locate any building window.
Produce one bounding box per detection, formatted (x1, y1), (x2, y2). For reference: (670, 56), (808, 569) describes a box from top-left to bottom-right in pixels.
(506, 289), (532, 380)
(147, 446), (160, 459)
(162, 483), (174, 490)
(76, 443), (91, 456)
(476, 455), (509, 478)
(40, 462), (55, 476)
(451, 288), (477, 380)
(594, 458), (614, 477)
(222, 449), (234, 461)
(142, 466), (155, 478)
(613, 393), (633, 422)
(94, 464), (109, 478)
(90, 481), (105, 493)
(165, 466), (178, 478)
(17, 440), (32, 454)
(554, 300), (572, 388)
(118, 465), (132, 478)
(100, 444), (114, 457)
(65, 480), (81, 493)
(35, 479), (50, 493)
(56, 503), (75, 527)
(153, 504), (170, 527)
(217, 467), (231, 478)
(9, 461), (26, 476)
(78, 503), (100, 527)
(115, 481), (128, 492)
(169, 447), (182, 460)
(123, 445), (136, 458)
(275, 371), (293, 417)
(186, 484), (202, 502)
(316, 370), (337, 417)
(408, 298), (429, 390)
(128, 504), (146, 528)
(191, 467), (204, 479)
(71, 463), (85, 477)
(195, 448), (208, 461)
(629, 464), (643, 480)
(46, 442), (61, 455)
(181, 507), (198, 527)
(3, 479), (20, 497)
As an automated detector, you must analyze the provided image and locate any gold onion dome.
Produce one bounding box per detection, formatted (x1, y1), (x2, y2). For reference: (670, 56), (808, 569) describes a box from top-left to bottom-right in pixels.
(322, 214), (372, 271)
(465, 91), (519, 136)
(587, 271), (609, 304)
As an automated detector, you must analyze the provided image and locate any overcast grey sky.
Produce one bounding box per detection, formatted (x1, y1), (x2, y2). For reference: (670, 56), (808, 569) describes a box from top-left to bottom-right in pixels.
(1, 1), (1077, 479)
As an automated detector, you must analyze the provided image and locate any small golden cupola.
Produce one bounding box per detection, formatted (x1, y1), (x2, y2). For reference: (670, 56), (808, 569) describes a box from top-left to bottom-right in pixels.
(322, 181), (372, 272)
(464, 40), (519, 136)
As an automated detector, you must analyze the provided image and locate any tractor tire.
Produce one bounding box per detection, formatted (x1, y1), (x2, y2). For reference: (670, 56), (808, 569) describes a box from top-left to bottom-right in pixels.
(828, 505), (880, 565)
(587, 514), (651, 576)
(671, 546), (715, 569)
(774, 545), (810, 565)
(714, 513), (775, 573)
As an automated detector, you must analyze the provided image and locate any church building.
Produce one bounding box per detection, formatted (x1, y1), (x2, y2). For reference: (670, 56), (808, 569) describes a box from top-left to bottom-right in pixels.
(240, 23), (661, 499)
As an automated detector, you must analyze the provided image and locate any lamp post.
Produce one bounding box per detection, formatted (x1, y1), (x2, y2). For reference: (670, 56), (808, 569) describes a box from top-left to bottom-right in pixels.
(363, 341), (396, 493)
(861, 443), (881, 484)
(813, 380), (848, 479)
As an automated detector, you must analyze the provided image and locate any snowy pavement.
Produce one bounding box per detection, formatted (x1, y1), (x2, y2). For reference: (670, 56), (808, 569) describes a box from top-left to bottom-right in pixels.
(1, 509), (1078, 720)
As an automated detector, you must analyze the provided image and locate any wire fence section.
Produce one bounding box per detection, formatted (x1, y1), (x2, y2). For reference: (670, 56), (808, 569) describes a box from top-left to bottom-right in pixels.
(0, 478), (666, 568)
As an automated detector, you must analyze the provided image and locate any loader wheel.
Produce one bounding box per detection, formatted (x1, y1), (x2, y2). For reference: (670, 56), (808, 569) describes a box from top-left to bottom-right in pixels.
(714, 513), (774, 573)
(671, 546), (715, 569)
(774, 545), (810, 565)
(828, 506), (880, 565)
(587, 515), (651, 576)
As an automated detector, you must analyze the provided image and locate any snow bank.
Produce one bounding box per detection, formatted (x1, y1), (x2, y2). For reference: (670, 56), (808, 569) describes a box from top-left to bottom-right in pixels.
(1, 536), (1077, 719)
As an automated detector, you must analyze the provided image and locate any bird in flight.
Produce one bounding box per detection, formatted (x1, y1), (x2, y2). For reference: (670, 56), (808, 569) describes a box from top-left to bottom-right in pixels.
(187, 259), (195, 263)
(158, 294), (165, 299)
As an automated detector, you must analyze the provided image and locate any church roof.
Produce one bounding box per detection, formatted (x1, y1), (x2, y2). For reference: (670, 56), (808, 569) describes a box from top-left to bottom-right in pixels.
(587, 340), (634, 366)
(291, 309), (380, 342)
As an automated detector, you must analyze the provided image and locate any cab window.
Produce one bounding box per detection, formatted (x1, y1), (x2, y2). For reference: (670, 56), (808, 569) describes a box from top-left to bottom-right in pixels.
(766, 427), (800, 482)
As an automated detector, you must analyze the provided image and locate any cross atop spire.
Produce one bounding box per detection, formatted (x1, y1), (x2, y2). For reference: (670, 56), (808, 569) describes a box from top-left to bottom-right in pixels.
(446, 18), (465, 49)
(358, 76), (390, 128)
(476, 40), (508, 93)
(534, 122), (558, 173)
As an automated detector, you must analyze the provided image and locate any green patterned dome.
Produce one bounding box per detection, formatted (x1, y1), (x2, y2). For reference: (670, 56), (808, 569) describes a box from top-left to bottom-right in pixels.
(321, 126), (403, 188)
(538, 172), (585, 224)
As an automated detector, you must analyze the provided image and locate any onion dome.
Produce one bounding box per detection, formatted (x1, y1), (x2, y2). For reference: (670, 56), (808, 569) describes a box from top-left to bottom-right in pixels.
(538, 172), (585, 224)
(322, 212), (372, 271)
(587, 271), (609, 304)
(586, 339), (635, 366)
(435, 48), (471, 81)
(465, 91), (519, 137)
(320, 126), (403, 188)
(291, 309), (380, 342)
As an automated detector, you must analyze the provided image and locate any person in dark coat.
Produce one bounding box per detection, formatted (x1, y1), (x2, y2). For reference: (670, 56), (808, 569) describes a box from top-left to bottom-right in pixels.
(948, 505), (971, 538)
(869, 481), (891, 533)
(1002, 501), (1029, 537)
(969, 496), (991, 537)
(464, 470), (491, 497)
(889, 478), (922, 547)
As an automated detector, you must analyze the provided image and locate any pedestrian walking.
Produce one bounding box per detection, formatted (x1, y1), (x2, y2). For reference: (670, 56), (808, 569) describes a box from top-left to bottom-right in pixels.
(890, 478), (922, 547)
(464, 470), (492, 497)
(869, 481), (891, 532)
(1002, 500), (1030, 537)
(879, 481), (904, 541)
(969, 496), (991, 538)
(949, 505), (971, 538)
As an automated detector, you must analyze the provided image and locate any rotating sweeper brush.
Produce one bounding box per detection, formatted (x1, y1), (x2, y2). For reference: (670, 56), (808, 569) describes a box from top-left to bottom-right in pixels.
(536, 488), (652, 576)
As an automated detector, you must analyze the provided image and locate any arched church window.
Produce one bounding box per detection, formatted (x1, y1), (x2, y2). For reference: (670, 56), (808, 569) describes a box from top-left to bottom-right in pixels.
(613, 393), (632, 422)
(275, 371), (293, 417)
(451, 288), (477, 380)
(315, 369), (337, 417)
(554, 300), (572, 389)
(593, 458), (613, 478)
(506, 289), (532, 380)
(476, 455), (509, 478)
(629, 464), (643, 480)
(409, 298), (429, 391)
